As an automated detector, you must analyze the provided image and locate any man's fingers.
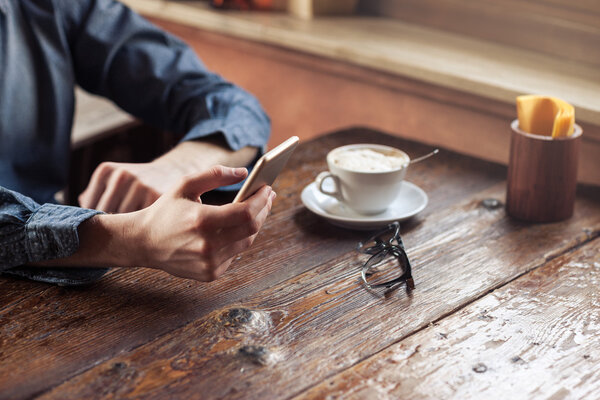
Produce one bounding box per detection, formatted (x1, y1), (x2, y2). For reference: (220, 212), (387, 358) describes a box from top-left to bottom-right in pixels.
(209, 237), (256, 279)
(201, 185), (272, 230)
(209, 257), (235, 281)
(176, 166), (248, 199)
(117, 182), (159, 213)
(193, 189), (275, 280)
(222, 190), (274, 241)
(95, 170), (135, 212)
(210, 192), (274, 249)
(117, 187), (144, 214)
(213, 195), (272, 270)
(79, 163), (112, 209)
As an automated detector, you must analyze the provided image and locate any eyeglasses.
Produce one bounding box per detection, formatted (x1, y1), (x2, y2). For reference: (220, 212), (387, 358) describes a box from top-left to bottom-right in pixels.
(357, 221), (415, 290)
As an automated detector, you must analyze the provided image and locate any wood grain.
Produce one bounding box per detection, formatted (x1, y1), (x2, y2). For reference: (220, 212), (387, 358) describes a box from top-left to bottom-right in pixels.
(296, 238), (600, 399)
(2, 129), (598, 399)
(0, 129), (494, 399)
(31, 142), (600, 398)
(37, 193), (599, 399)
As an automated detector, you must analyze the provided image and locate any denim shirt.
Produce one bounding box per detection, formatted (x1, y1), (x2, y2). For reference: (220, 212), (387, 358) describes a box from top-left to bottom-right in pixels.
(0, 0), (270, 285)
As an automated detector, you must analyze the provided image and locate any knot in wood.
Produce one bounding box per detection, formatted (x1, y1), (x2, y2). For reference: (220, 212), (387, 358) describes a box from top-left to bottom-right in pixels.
(226, 308), (254, 326)
(511, 356), (526, 365)
(113, 362), (126, 369)
(477, 310), (494, 321)
(221, 309), (274, 338)
(472, 363), (487, 373)
(171, 355), (193, 371)
(101, 361), (138, 386)
(239, 345), (269, 366)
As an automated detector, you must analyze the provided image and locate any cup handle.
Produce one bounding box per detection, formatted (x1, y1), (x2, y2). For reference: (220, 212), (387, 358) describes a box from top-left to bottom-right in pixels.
(316, 172), (342, 202)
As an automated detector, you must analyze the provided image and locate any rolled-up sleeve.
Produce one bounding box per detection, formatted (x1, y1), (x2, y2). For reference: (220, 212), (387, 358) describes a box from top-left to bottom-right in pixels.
(59, 0), (270, 151)
(0, 186), (106, 285)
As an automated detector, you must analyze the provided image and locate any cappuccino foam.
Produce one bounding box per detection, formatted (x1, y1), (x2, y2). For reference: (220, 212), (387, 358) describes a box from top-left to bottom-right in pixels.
(333, 148), (408, 172)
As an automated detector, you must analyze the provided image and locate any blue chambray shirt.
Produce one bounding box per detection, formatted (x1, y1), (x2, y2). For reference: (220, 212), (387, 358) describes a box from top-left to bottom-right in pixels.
(0, 0), (270, 285)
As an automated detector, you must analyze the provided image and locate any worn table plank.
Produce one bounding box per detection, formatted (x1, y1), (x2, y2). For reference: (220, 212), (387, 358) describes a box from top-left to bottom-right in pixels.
(1, 128), (598, 400)
(36, 181), (599, 399)
(297, 239), (600, 400)
(0, 128), (501, 399)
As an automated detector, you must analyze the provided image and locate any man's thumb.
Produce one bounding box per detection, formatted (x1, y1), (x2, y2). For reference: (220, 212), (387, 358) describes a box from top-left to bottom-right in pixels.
(175, 166), (247, 199)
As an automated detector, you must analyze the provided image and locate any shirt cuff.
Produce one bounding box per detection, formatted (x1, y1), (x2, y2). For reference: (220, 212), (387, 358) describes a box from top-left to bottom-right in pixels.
(25, 203), (102, 263)
(1, 204), (108, 286)
(181, 118), (268, 153)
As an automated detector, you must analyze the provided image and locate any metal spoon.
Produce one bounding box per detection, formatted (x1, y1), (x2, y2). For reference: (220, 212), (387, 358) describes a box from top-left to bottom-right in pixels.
(410, 149), (439, 165)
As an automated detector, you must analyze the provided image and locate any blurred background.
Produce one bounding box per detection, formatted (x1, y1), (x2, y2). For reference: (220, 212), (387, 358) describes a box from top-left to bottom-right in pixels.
(70, 0), (600, 202)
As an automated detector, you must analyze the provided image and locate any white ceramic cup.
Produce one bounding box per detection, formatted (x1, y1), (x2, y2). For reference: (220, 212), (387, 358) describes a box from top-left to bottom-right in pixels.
(315, 144), (410, 215)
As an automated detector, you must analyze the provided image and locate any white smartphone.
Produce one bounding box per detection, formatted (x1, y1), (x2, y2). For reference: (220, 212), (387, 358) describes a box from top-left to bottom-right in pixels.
(233, 136), (299, 203)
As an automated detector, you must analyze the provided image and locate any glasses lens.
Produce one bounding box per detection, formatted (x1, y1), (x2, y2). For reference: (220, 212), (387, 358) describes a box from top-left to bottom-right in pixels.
(362, 248), (409, 288)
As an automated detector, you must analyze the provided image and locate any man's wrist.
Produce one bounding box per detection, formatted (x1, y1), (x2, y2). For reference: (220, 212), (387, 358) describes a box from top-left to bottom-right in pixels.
(76, 213), (140, 268)
(31, 212), (141, 269)
(28, 212), (136, 269)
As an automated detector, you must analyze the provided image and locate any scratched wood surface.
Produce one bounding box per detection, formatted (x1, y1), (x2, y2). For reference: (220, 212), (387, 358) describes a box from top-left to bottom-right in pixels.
(1, 128), (599, 399)
(298, 239), (600, 400)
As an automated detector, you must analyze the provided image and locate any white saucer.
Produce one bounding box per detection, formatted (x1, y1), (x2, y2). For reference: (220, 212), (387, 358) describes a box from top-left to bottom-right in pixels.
(301, 181), (428, 230)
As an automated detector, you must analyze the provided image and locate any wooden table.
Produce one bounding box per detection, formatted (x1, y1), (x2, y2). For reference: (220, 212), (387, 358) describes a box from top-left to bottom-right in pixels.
(1, 128), (599, 399)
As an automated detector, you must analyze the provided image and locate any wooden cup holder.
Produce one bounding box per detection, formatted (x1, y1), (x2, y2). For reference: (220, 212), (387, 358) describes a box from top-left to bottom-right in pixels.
(506, 119), (582, 222)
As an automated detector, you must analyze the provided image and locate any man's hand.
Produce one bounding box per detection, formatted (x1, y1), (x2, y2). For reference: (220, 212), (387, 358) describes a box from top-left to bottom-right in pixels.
(133, 166), (275, 281)
(79, 139), (259, 213)
(39, 166), (275, 282)
(78, 161), (175, 213)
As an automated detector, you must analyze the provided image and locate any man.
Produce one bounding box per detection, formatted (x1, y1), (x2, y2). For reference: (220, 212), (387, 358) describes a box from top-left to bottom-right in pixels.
(0, 0), (275, 285)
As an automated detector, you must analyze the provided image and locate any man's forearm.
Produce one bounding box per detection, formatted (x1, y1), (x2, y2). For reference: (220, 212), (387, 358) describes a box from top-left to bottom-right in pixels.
(152, 136), (259, 177)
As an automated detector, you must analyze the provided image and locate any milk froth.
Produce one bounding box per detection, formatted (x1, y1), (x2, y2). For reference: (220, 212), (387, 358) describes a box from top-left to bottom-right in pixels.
(332, 148), (408, 172)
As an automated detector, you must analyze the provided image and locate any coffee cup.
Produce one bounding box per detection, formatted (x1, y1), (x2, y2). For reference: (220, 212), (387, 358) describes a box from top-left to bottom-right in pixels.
(315, 144), (410, 214)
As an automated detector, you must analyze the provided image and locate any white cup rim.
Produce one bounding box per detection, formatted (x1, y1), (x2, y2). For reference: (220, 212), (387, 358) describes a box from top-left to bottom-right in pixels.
(326, 144), (410, 174)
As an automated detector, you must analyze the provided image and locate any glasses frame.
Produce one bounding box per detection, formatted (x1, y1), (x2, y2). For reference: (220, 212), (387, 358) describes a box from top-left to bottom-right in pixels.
(357, 222), (415, 290)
